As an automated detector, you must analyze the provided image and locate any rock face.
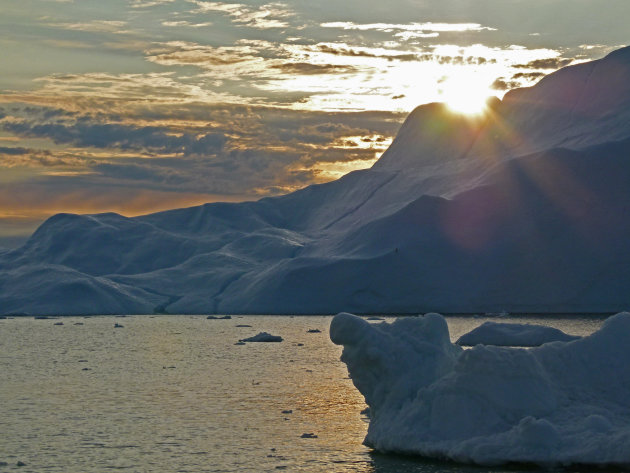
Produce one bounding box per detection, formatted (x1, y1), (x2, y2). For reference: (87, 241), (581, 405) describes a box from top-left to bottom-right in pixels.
(2, 46), (630, 315)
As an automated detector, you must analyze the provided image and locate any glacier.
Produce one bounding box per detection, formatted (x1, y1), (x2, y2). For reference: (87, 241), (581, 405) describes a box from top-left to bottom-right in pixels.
(331, 311), (630, 467)
(2, 46), (630, 315)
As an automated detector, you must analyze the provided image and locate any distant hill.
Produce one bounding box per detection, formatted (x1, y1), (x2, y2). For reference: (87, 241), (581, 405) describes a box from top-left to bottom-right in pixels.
(2, 46), (630, 315)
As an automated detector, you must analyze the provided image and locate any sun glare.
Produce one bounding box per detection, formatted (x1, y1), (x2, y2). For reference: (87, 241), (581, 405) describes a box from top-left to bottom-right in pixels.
(444, 92), (491, 115)
(440, 74), (494, 116)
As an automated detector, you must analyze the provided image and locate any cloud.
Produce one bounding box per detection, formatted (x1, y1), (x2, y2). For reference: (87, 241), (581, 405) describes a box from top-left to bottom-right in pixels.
(162, 20), (213, 28)
(145, 41), (256, 68)
(491, 70), (548, 91)
(3, 72), (243, 112)
(47, 20), (128, 33)
(0, 104), (403, 204)
(513, 57), (573, 69)
(0, 146), (31, 156)
(320, 21), (496, 40)
(315, 44), (422, 62)
(129, 0), (176, 8)
(270, 62), (358, 75)
(490, 78), (520, 91)
(191, 1), (295, 29)
(512, 71), (546, 81)
(3, 119), (228, 156)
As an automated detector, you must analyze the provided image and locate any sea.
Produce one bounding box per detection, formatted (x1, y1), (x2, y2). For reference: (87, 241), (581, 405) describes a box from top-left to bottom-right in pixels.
(0, 314), (610, 472)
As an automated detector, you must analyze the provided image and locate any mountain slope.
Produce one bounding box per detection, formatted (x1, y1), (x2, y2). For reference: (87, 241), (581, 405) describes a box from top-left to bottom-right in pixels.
(2, 46), (630, 315)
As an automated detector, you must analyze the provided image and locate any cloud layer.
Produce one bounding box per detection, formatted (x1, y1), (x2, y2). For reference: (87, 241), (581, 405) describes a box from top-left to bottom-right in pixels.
(0, 0), (627, 242)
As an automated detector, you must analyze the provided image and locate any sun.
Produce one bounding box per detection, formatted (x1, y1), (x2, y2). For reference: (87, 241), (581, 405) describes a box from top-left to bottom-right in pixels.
(440, 74), (494, 116)
(444, 91), (491, 115)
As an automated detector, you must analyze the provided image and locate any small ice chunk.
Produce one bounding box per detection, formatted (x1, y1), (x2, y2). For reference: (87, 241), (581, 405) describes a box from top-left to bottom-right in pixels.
(240, 332), (283, 342)
(207, 315), (231, 320)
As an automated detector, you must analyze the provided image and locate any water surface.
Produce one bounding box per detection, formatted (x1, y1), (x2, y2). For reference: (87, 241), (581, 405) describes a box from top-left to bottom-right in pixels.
(0, 314), (609, 472)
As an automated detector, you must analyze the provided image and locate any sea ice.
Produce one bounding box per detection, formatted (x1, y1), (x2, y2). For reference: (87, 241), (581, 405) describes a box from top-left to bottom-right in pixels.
(456, 321), (581, 346)
(330, 312), (630, 467)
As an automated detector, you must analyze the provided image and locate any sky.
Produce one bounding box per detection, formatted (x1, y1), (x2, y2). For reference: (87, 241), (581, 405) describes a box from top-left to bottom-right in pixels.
(0, 0), (628, 246)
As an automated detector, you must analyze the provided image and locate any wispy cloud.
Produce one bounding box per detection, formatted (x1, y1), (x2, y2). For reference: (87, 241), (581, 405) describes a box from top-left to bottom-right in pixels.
(145, 41), (257, 68)
(321, 21), (496, 40)
(270, 62), (359, 75)
(162, 20), (213, 28)
(129, 0), (177, 8)
(513, 57), (573, 69)
(191, 1), (295, 29)
(46, 20), (129, 33)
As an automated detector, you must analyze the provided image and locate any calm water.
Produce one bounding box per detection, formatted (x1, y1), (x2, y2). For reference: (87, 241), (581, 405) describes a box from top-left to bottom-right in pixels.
(0, 314), (609, 472)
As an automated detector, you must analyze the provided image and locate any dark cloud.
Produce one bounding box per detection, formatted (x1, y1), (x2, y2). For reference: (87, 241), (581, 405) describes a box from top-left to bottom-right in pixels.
(491, 71), (547, 91)
(513, 57), (573, 69)
(490, 78), (521, 91)
(317, 45), (421, 62)
(3, 120), (227, 156)
(270, 62), (358, 75)
(0, 146), (31, 156)
(0, 146), (76, 169)
(0, 104), (404, 207)
(436, 55), (496, 65)
(512, 71), (546, 81)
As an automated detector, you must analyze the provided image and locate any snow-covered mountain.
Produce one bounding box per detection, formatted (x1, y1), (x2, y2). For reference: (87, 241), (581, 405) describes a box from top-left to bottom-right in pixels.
(3, 46), (630, 315)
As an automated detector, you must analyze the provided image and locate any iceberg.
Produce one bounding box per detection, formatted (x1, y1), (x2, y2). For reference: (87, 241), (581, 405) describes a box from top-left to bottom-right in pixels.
(330, 312), (630, 467)
(456, 321), (581, 346)
(2, 46), (630, 315)
(240, 332), (283, 342)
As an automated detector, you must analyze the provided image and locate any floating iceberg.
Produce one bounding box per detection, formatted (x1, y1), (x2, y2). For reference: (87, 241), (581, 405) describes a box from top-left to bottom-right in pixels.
(240, 332), (283, 343)
(330, 312), (630, 467)
(456, 321), (581, 346)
